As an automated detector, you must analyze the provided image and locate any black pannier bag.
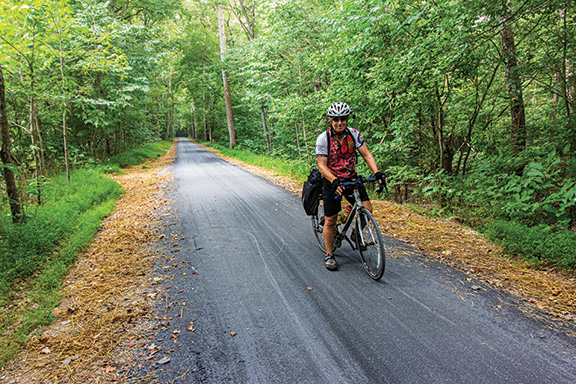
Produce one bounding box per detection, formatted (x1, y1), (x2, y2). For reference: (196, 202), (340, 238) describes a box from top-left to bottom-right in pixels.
(301, 168), (322, 216)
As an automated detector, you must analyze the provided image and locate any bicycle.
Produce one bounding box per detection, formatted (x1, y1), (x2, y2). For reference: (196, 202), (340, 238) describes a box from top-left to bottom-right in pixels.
(311, 176), (386, 280)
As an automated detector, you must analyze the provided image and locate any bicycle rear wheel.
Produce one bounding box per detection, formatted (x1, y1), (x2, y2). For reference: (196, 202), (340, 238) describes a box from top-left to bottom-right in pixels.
(311, 201), (326, 253)
(355, 208), (385, 280)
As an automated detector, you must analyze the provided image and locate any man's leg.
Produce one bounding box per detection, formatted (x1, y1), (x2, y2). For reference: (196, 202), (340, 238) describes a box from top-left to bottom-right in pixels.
(362, 200), (373, 212)
(321, 180), (340, 270)
(323, 214), (338, 256)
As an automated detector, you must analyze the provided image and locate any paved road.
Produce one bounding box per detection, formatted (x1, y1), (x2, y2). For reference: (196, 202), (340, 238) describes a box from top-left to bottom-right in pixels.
(137, 138), (576, 383)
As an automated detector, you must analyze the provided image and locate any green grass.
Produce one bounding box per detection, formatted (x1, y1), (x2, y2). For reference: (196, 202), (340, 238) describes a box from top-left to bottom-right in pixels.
(102, 141), (172, 170)
(0, 140), (170, 367)
(89, 141), (171, 174)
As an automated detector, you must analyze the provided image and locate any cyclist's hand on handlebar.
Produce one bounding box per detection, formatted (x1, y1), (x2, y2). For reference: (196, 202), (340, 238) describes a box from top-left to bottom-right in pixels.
(374, 172), (387, 184)
(374, 172), (388, 193)
(331, 178), (344, 196)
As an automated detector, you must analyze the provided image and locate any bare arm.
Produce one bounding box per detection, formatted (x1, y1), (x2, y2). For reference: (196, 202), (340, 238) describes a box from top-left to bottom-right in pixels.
(317, 156), (336, 182)
(357, 144), (379, 174)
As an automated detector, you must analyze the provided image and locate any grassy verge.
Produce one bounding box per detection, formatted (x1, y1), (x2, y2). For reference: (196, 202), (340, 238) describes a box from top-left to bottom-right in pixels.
(94, 141), (172, 173)
(0, 141), (171, 367)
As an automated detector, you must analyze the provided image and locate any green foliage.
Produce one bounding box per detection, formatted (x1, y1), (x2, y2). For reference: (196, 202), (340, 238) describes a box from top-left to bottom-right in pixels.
(103, 140), (171, 169)
(0, 168), (123, 297)
(419, 149), (576, 228)
(486, 220), (576, 271)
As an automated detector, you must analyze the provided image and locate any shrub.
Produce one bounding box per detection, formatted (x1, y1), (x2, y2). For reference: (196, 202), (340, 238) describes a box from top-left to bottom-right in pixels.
(486, 220), (576, 271)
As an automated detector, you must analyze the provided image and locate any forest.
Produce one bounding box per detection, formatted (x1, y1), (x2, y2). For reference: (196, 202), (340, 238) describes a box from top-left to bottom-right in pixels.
(1, 0), (575, 272)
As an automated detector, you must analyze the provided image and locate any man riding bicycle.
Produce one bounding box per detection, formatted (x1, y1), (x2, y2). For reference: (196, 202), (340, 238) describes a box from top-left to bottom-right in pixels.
(316, 102), (385, 270)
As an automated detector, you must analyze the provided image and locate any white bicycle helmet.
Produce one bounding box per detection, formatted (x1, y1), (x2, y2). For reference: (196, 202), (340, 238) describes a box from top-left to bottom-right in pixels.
(327, 102), (352, 117)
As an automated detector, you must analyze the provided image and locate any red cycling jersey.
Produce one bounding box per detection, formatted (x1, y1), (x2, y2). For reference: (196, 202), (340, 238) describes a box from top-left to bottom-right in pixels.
(315, 128), (365, 180)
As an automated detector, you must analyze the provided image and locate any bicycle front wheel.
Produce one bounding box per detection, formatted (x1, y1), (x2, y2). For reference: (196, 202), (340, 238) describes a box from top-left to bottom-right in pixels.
(355, 207), (385, 280)
(311, 200), (326, 253)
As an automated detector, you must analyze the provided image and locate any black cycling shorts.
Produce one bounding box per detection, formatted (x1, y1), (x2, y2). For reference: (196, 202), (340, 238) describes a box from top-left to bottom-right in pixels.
(322, 178), (370, 217)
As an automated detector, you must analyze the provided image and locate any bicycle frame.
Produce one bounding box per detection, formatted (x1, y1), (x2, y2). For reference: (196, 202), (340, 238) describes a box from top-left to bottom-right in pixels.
(332, 178), (380, 250)
(311, 176), (386, 280)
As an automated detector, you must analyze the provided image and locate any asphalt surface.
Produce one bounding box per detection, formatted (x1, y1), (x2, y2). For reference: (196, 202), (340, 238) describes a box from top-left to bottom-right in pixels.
(137, 138), (576, 383)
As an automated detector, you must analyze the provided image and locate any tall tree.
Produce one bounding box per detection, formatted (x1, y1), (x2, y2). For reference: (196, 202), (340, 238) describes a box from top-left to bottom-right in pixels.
(0, 64), (22, 223)
(499, 10), (527, 153)
(218, 4), (237, 148)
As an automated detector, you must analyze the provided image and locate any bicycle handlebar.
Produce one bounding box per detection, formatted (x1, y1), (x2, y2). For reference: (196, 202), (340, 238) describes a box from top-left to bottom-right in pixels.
(335, 176), (387, 199)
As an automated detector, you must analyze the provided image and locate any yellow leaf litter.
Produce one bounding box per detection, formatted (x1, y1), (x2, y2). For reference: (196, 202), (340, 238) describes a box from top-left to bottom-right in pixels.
(3, 139), (575, 383)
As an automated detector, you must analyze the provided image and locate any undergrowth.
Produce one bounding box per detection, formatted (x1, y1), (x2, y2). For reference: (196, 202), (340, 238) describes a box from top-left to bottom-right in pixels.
(486, 221), (576, 271)
(94, 141), (172, 173)
(0, 140), (170, 367)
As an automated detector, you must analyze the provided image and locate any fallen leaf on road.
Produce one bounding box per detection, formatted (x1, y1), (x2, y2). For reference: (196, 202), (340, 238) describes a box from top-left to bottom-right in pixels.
(230, 332), (237, 336)
(157, 356), (171, 365)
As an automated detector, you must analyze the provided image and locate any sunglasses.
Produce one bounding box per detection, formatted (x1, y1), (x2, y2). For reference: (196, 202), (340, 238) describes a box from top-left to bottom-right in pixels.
(331, 116), (349, 122)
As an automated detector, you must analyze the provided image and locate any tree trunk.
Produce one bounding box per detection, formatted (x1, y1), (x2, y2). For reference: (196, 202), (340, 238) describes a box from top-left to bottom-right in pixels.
(560, 6), (572, 117)
(30, 96), (44, 205)
(190, 99), (197, 138)
(57, 22), (70, 183)
(209, 100), (214, 142)
(238, 0), (255, 40)
(218, 5), (237, 148)
(261, 107), (270, 150)
(63, 109), (70, 183)
(203, 94), (208, 141)
(294, 122), (302, 158)
(156, 102), (161, 140)
(499, 14), (526, 152)
(434, 82), (445, 172)
(0, 64), (23, 223)
(168, 70), (174, 139)
(301, 121), (309, 157)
